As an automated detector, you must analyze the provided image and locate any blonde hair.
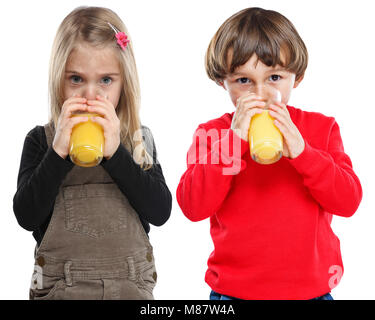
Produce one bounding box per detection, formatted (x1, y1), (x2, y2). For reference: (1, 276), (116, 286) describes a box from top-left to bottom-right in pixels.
(205, 7), (308, 84)
(48, 6), (153, 170)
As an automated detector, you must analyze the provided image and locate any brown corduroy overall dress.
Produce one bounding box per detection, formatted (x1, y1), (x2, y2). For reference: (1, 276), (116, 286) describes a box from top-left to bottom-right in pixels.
(29, 122), (157, 300)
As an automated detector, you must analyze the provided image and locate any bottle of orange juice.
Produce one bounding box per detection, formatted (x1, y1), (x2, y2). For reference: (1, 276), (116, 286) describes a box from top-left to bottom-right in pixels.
(248, 86), (283, 165)
(69, 112), (104, 167)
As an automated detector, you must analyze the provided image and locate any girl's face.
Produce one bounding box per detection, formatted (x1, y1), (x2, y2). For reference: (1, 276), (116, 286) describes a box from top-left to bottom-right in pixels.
(64, 42), (122, 108)
(221, 51), (303, 106)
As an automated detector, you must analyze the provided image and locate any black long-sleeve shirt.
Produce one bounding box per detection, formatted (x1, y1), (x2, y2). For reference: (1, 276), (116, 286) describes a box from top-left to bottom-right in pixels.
(13, 125), (172, 247)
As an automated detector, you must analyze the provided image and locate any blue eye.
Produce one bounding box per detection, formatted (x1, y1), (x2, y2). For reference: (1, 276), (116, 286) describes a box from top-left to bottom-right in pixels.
(101, 77), (112, 85)
(236, 77), (250, 84)
(269, 75), (281, 82)
(70, 75), (82, 84)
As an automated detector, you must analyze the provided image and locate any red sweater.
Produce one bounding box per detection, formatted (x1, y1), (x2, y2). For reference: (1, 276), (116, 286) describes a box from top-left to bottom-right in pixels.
(176, 105), (362, 300)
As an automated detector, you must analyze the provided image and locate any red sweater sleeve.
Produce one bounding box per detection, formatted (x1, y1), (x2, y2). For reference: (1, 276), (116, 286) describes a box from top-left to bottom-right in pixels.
(177, 125), (249, 222)
(287, 119), (362, 217)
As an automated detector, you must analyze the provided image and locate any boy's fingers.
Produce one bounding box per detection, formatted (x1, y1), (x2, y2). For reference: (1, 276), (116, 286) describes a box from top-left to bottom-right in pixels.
(247, 107), (265, 117)
(237, 94), (263, 106)
(242, 100), (266, 111)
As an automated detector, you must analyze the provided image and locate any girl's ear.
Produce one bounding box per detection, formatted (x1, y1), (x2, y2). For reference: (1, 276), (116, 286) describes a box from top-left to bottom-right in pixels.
(293, 73), (304, 88)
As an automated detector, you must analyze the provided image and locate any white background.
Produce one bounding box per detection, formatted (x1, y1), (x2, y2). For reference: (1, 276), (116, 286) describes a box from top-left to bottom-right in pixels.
(0, 0), (374, 300)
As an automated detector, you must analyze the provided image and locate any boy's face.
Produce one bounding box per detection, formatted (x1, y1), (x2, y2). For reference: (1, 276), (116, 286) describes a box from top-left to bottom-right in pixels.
(221, 51), (303, 106)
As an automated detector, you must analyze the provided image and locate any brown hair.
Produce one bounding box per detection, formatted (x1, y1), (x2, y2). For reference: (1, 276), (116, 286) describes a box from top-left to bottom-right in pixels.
(48, 6), (153, 169)
(205, 7), (308, 83)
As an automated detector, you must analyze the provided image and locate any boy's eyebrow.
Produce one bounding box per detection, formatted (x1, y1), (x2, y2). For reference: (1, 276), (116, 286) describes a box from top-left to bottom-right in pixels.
(267, 68), (288, 73)
(230, 68), (288, 76)
(65, 70), (120, 76)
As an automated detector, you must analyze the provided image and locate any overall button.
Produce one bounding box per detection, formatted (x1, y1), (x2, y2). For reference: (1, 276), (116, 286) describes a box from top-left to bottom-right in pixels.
(146, 252), (152, 262)
(37, 256), (45, 267)
(152, 272), (157, 282)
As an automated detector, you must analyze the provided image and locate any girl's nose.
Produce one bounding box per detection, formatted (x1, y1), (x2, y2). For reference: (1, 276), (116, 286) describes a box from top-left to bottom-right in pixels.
(81, 85), (106, 100)
(83, 86), (98, 101)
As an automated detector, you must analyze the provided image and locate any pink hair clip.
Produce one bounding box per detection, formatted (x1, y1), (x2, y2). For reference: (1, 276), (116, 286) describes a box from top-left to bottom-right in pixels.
(107, 22), (130, 50)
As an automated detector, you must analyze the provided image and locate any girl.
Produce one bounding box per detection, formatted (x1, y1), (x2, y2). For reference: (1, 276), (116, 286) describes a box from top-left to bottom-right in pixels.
(13, 6), (171, 300)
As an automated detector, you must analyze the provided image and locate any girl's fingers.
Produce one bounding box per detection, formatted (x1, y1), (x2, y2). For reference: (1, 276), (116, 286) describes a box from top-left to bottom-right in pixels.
(64, 103), (89, 117)
(67, 96), (87, 103)
(69, 96), (87, 103)
(90, 115), (108, 128)
(86, 99), (110, 112)
(88, 104), (118, 124)
(96, 95), (109, 102)
(87, 97), (118, 120)
(61, 98), (87, 113)
(86, 99), (111, 110)
(67, 116), (89, 129)
(86, 105), (111, 120)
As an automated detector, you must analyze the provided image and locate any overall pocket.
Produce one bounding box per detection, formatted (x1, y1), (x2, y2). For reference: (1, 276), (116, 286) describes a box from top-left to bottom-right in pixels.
(63, 183), (128, 239)
(130, 251), (158, 295)
(137, 263), (158, 294)
(30, 271), (66, 300)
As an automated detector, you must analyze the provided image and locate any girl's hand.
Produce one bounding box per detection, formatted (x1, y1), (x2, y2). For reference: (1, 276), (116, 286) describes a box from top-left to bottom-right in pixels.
(52, 96), (89, 159)
(231, 93), (266, 141)
(268, 102), (305, 159)
(86, 95), (121, 160)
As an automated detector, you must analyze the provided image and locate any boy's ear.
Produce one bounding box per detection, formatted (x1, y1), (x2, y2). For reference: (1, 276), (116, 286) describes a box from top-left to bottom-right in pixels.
(218, 80), (227, 90)
(293, 73), (304, 88)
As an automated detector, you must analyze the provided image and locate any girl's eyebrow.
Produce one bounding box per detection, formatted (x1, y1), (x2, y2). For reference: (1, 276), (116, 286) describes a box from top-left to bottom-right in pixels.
(65, 70), (120, 76)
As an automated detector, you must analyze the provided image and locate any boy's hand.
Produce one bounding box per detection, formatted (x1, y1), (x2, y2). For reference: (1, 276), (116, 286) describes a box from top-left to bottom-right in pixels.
(231, 93), (266, 141)
(268, 102), (305, 159)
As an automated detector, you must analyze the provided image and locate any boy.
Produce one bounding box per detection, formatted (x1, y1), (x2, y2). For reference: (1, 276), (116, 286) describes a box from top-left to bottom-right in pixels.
(176, 7), (362, 300)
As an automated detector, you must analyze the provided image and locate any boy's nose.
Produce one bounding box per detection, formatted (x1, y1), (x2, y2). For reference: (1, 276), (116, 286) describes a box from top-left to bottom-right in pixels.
(252, 85), (271, 101)
(254, 86), (265, 98)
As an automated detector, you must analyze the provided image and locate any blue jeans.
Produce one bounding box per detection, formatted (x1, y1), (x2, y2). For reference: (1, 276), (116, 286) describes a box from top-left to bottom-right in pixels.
(209, 290), (333, 300)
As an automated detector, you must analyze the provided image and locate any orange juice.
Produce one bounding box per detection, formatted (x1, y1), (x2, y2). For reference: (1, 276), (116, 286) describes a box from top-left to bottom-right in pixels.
(249, 110), (283, 164)
(69, 113), (104, 167)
